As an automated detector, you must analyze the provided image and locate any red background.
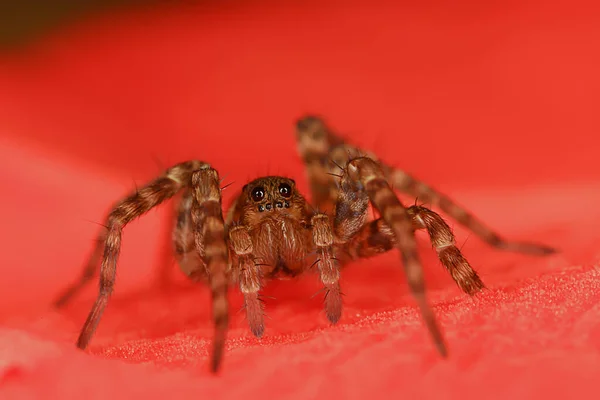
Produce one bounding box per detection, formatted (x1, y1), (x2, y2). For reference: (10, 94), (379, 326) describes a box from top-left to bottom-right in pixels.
(0, 1), (599, 399)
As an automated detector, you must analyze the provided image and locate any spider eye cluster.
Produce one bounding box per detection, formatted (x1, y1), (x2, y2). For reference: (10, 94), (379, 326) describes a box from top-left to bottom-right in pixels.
(251, 187), (265, 202)
(278, 183), (292, 198)
(250, 181), (294, 213)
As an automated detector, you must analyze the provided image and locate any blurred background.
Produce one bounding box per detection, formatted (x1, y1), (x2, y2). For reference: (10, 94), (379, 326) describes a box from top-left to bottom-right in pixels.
(0, 0), (598, 313)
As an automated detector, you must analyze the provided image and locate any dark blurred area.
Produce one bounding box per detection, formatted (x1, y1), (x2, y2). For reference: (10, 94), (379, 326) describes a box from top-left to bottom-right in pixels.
(0, 0), (172, 48)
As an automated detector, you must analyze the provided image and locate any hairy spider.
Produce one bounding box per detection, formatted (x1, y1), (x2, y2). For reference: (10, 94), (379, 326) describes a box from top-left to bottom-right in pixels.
(54, 116), (556, 373)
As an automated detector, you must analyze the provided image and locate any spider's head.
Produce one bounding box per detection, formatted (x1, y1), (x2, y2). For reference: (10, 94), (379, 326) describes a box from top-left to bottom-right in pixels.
(241, 176), (305, 219)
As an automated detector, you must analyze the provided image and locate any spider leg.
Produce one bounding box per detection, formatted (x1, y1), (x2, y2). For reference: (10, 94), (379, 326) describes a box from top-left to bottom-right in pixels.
(344, 208), (485, 296)
(71, 161), (230, 373)
(296, 115), (556, 256)
(54, 185), (187, 308)
(342, 218), (395, 259)
(172, 188), (206, 280)
(295, 116), (344, 213)
(311, 213), (342, 324)
(54, 189), (202, 306)
(341, 156), (447, 357)
(386, 169), (557, 255)
(228, 225), (265, 337)
(76, 161), (202, 349)
(189, 168), (230, 373)
(331, 163), (370, 243)
(171, 184), (232, 372)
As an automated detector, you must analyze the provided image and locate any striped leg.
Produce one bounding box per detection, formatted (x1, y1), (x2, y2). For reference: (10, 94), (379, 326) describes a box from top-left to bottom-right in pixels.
(311, 213), (342, 324)
(387, 169), (556, 255)
(228, 225), (265, 337)
(295, 116), (344, 213)
(72, 161), (230, 373)
(343, 207), (485, 296)
(296, 115), (556, 256)
(406, 205), (485, 295)
(189, 168), (230, 373)
(172, 188), (206, 280)
(342, 218), (395, 260)
(341, 156), (447, 357)
(75, 161), (205, 350)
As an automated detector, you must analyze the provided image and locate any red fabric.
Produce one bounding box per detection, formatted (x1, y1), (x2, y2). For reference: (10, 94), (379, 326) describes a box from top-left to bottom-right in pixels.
(1, 1), (599, 399)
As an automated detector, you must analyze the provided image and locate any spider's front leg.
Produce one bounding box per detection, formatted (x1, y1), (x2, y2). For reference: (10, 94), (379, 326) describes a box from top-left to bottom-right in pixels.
(311, 213), (343, 324)
(68, 161), (230, 373)
(228, 225), (265, 337)
(172, 188), (205, 280)
(336, 156), (448, 357)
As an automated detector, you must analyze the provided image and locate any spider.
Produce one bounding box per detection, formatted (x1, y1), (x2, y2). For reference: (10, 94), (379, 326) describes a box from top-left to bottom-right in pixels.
(54, 115), (556, 373)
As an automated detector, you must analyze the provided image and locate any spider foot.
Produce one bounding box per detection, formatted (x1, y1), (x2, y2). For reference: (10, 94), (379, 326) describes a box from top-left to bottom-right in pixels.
(244, 292), (265, 338)
(324, 283), (343, 324)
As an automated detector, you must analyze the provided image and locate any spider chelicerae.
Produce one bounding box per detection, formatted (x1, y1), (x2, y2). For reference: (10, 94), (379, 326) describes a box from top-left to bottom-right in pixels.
(54, 116), (556, 373)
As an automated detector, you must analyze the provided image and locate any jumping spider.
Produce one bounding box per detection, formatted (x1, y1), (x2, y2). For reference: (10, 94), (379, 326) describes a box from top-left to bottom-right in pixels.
(54, 116), (556, 372)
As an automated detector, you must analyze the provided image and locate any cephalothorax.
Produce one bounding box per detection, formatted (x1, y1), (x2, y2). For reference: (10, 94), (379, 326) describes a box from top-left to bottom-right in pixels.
(54, 116), (555, 372)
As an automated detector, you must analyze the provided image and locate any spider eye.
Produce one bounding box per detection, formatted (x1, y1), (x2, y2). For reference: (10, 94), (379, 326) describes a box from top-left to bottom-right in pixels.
(251, 186), (265, 202)
(278, 183), (292, 198)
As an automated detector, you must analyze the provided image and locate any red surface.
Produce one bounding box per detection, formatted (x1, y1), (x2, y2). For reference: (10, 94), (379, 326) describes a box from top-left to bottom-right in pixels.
(1, 1), (599, 399)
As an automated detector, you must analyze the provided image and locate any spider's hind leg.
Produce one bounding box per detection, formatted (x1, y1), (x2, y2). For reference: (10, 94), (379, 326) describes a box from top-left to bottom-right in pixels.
(311, 213), (343, 324)
(295, 116), (345, 213)
(295, 115), (556, 256)
(406, 205), (485, 295)
(387, 169), (557, 256)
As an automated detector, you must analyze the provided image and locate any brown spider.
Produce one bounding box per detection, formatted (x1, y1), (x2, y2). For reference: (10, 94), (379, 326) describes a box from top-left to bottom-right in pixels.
(54, 116), (556, 373)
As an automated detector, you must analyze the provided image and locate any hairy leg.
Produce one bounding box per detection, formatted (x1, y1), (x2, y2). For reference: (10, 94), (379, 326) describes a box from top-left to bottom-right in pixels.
(54, 192), (197, 306)
(386, 170), (556, 255)
(311, 213), (342, 324)
(407, 205), (485, 294)
(172, 188), (207, 280)
(53, 178), (193, 307)
(189, 167), (230, 373)
(69, 161), (230, 373)
(341, 156), (447, 357)
(297, 115), (556, 256)
(75, 161), (206, 349)
(228, 225), (265, 337)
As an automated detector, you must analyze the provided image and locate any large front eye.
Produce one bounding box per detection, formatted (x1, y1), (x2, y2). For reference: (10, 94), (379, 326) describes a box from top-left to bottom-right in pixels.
(251, 186), (265, 202)
(278, 183), (292, 198)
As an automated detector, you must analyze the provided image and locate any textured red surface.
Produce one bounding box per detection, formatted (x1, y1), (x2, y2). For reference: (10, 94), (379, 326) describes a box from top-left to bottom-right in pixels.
(1, 1), (599, 399)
